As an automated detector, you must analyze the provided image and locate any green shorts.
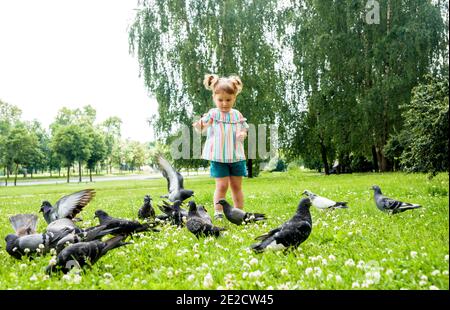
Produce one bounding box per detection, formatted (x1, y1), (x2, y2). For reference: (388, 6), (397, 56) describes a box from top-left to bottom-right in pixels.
(210, 160), (248, 178)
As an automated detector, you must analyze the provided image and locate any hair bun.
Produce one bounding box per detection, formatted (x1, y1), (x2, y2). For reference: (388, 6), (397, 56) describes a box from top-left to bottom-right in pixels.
(228, 75), (243, 94)
(203, 74), (219, 91)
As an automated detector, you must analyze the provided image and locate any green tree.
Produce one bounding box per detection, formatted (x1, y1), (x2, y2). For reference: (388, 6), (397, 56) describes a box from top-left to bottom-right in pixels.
(86, 127), (107, 181)
(101, 116), (122, 174)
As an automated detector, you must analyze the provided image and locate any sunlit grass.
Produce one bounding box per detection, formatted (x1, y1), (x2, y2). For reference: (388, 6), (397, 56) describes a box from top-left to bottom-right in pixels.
(0, 169), (448, 290)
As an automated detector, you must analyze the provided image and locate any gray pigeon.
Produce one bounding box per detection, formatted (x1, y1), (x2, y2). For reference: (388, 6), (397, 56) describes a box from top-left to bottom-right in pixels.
(40, 189), (95, 224)
(157, 200), (187, 226)
(216, 199), (266, 225)
(94, 210), (159, 235)
(186, 201), (226, 238)
(46, 234), (130, 274)
(138, 195), (155, 220)
(371, 185), (422, 214)
(251, 198), (312, 253)
(5, 217), (73, 260)
(157, 156), (194, 202)
(302, 190), (348, 210)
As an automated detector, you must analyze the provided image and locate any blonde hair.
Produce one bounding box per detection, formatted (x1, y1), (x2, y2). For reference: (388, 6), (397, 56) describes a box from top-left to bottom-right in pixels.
(203, 74), (243, 95)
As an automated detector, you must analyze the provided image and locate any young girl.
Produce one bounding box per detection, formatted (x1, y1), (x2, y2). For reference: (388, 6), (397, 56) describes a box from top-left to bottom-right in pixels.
(192, 74), (249, 220)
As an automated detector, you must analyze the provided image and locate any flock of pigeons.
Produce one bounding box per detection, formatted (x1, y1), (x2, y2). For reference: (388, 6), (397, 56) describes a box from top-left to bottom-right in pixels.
(4, 156), (423, 275)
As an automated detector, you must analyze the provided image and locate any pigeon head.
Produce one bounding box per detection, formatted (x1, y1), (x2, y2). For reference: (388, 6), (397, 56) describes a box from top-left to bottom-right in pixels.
(216, 199), (233, 211)
(40, 201), (53, 213)
(187, 201), (197, 211)
(94, 210), (109, 219)
(144, 195), (152, 203)
(296, 198), (312, 212)
(371, 185), (382, 194)
(5, 234), (18, 244)
(302, 190), (314, 197)
(179, 190), (194, 201)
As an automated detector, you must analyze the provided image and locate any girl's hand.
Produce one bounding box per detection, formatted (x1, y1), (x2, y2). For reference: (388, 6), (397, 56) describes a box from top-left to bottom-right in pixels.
(237, 131), (247, 142)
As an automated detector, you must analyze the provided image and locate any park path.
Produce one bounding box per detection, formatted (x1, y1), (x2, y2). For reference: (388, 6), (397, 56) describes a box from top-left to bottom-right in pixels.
(1, 171), (208, 187)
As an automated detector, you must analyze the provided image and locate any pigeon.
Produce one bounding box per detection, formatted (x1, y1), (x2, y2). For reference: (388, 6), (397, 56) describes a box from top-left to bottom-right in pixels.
(371, 185), (422, 214)
(157, 200), (188, 226)
(9, 214), (38, 236)
(216, 199), (267, 225)
(302, 190), (348, 210)
(46, 234), (130, 274)
(251, 198), (312, 253)
(138, 195), (155, 220)
(186, 201), (226, 238)
(157, 156), (194, 202)
(40, 189), (95, 224)
(5, 226), (73, 260)
(197, 204), (213, 225)
(94, 210), (159, 235)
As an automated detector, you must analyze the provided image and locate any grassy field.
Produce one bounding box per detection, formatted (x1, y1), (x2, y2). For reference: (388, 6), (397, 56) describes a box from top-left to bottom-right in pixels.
(0, 169), (448, 290)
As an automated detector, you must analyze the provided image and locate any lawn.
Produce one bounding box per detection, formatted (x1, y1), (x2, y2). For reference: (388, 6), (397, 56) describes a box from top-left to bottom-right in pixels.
(0, 169), (448, 290)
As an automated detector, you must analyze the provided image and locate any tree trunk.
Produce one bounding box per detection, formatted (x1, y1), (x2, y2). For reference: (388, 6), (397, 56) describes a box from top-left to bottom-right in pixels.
(78, 161), (82, 182)
(67, 166), (70, 183)
(247, 159), (253, 178)
(319, 139), (330, 175)
(58, 168), (61, 177)
(14, 163), (18, 186)
(371, 145), (379, 172)
(89, 168), (93, 182)
(4, 167), (7, 186)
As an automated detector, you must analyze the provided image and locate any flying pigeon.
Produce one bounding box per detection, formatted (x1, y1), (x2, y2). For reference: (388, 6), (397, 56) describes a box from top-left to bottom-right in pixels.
(157, 156), (194, 202)
(251, 198), (312, 253)
(302, 190), (348, 210)
(371, 185), (422, 214)
(216, 199), (266, 225)
(39, 189), (95, 224)
(157, 200), (187, 226)
(46, 234), (130, 274)
(186, 201), (226, 238)
(94, 210), (159, 235)
(138, 195), (155, 220)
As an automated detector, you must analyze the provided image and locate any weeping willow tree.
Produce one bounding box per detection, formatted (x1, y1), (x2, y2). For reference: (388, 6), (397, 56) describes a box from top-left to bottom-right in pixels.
(128, 0), (291, 176)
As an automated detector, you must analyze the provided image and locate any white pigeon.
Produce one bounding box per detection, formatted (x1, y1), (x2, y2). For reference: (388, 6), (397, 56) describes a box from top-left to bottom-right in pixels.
(302, 190), (348, 210)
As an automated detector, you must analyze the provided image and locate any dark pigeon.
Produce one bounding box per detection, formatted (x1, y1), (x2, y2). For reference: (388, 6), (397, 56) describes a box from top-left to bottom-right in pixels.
(186, 201), (226, 238)
(197, 204), (213, 225)
(251, 198), (312, 253)
(216, 199), (266, 225)
(371, 185), (422, 214)
(46, 235), (130, 274)
(302, 190), (348, 210)
(94, 210), (159, 235)
(157, 200), (187, 226)
(40, 189), (95, 224)
(157, 156), (194, 202)
(138, 195), (155, 220)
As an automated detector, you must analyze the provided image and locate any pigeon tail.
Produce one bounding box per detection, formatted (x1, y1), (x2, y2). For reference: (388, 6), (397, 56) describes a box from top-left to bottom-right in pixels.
(244, 212), (267, 223)
(101, 235), (130, 255)
(250, 236), (277, 253)
(334, 202), (348, 209)
(9, 214), (38, 236)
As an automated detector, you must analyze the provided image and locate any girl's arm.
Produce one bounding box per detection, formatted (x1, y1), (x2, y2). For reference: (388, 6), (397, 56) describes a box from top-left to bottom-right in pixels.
(192, 115), (212, 133)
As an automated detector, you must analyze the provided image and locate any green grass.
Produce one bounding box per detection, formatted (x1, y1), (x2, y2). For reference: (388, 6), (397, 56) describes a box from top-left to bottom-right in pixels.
(0, 169), (448, 290)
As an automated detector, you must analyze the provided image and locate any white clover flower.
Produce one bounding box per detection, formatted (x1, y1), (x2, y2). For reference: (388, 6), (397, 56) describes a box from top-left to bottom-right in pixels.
(429, 285), (440, 290)
(267, 286), (274, 290)
(335, 275), (343, 283)
(442, 270), (449, 276)
(445, 255), (449, 262)
(431, 270), (441, 276)
(73, 274), (82, 284)
(297, 260), (303, 266)
(203, 273), (214, 288)
(385, 269), (394, 276)
(345, 259), (355, 267)
(249, 270), (263, 279)
(19, 264), (27, 270)
(104, 264), (113, 269)
(352, 281), (360, 288)
(48, 257), (57, 266)
(62, 274), (71, 281)
(402, 269), (408, 275)
(103, 273), (113, 279)
(419, 280), (427, 286)
(38, 243), (45, 249)
(386, 249), (393, 254)
(410, 251), (418, 258)
(36, 248), (41, 253)
(305, 267), (313, 275)
(277, 283), (290, 290)
(42, 275), (50, 281)
(187, 274), (195, 282)
(314, 267), (322, 278)
(249, 258), (258, 266)
(328, 254), (336, 261)
(24, 248), (30, 253)
(29, 274), (38, 281)
(12, 247), (17, 252)
(321, 259), (328, 265)
(356, 260), (365, 269)
(242, 272), (249, 279)
(194, 253), (200, 259)
(365, 271), (381, 284)
(281, 269), (289, 276)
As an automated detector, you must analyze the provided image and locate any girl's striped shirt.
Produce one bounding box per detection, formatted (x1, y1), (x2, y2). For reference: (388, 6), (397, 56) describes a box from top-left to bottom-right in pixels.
(201, 108), (249, 163)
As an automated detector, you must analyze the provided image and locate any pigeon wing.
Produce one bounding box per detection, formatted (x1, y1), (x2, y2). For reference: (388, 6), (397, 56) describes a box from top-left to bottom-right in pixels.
(380, 196), (403, 211)
(54, 189), (96, 219)
(314, 196), (337, 209)
(274, 220), (311, 247)
(157, 156), (180, 194)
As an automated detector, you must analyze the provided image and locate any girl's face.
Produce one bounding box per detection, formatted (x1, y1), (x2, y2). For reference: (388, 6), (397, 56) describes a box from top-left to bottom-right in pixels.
(213, 91), (236, 113)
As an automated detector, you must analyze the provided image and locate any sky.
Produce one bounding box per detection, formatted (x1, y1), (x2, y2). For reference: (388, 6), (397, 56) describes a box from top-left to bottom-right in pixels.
(0, 0), (157, 143)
